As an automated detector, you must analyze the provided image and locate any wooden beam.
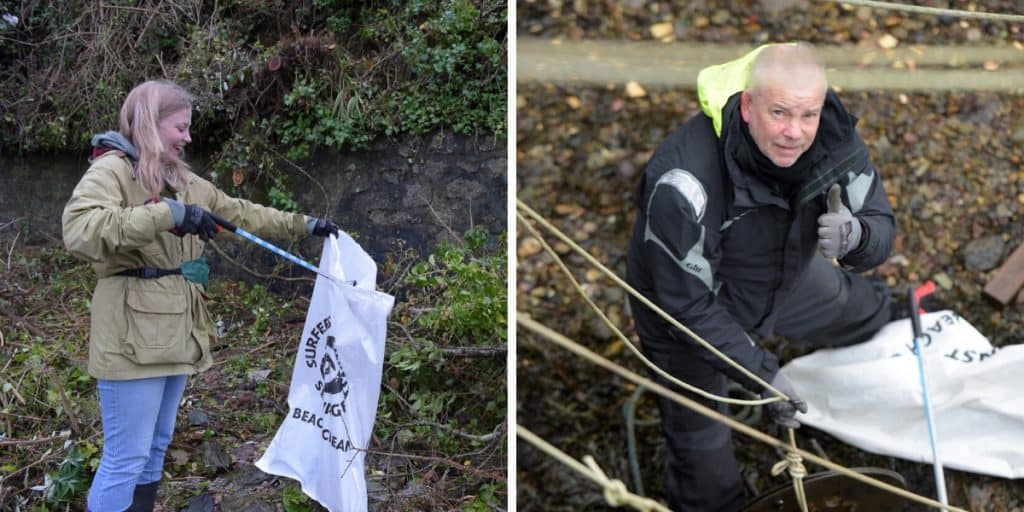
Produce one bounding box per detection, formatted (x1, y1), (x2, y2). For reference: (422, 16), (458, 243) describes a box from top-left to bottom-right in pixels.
(984, 242), (1024, 305)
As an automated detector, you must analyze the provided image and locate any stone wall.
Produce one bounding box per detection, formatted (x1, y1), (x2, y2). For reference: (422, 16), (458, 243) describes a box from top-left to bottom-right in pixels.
(0, 130), (507, 286)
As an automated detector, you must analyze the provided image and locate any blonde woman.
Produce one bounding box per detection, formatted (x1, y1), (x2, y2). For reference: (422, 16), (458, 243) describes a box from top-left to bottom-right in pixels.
(62, 80), (339, 512)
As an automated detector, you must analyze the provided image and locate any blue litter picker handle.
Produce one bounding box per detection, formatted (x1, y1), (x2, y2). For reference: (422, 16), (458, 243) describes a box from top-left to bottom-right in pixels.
(909, 287), (948, 506)
(208, 212), (350, 285)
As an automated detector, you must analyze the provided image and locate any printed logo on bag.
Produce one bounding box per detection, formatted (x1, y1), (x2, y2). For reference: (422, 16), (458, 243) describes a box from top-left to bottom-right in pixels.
(295, 314), (354, 452)
(317, 335), (350, 410)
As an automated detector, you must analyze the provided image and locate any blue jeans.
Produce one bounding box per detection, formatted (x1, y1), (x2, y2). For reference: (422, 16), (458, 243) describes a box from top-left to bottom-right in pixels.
(87, 375), (187, 512)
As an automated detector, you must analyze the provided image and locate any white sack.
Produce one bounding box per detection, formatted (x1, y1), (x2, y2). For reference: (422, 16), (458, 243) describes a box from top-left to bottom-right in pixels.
(256, 233), (395, 511)
(781, 310), (1024, 479)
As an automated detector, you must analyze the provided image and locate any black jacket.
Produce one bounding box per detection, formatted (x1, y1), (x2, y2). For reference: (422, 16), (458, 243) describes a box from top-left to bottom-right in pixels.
(626, 90), (895, 392)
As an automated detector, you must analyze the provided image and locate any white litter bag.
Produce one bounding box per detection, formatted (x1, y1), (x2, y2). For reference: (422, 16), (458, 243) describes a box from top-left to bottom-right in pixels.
(781, 310), (1024, 479)
(256, 233), (395, 511)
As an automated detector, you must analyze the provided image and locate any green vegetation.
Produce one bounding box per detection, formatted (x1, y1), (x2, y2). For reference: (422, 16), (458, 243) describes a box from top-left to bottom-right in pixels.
(0, 1), (507, 172)
(0, 228), (507, 509)
(384, 228), (506, 451)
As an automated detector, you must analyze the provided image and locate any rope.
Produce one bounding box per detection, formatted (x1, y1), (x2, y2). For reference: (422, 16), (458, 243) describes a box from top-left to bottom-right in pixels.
(728, 381), (765, 425)
(829, 0), (1024, 22)
(623, 386), (647, 497)
(517, 199), (787, 402)
(770, 429), (810, 512)
(517, 208), (776, 407)
(518, 425), (672, 512)
(518, 313), (970, 512)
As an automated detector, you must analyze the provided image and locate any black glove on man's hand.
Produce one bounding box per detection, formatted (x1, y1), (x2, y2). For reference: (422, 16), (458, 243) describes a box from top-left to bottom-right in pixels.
(164, 198), (219, 241)
(307, 217), (340, 238)
(761, 372), (808, 429)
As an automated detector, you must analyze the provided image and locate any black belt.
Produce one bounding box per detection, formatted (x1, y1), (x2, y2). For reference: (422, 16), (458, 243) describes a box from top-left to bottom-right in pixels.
(115, 267), (182, 279)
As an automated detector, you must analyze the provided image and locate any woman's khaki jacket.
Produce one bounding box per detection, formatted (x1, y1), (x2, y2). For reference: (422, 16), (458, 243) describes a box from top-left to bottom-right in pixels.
(62, 152), (307, 380)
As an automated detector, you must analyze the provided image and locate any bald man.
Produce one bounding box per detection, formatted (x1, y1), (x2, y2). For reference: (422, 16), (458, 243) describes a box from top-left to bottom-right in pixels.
(626, 42), (894, 510)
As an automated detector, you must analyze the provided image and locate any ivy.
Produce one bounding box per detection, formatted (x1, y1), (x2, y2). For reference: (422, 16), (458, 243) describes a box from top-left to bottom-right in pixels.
(0, 1), (507, 156)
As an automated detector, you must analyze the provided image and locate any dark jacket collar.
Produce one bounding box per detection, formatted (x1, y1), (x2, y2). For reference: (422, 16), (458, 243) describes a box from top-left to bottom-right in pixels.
(719, 89), (858, 210)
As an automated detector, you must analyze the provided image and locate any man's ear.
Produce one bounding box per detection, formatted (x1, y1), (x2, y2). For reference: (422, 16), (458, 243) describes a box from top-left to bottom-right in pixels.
(740, 90), (752, 123)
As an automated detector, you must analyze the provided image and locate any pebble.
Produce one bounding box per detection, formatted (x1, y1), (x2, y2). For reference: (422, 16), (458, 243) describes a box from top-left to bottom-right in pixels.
(625, 81), (647, 98)
(187, 410), (209, 427)
(219, 496), (275, 512)
(649, 22), (673, 39)
(963, 235), (1005, 272)
(710, 9), (731, 25)
(180, 493), (214, 512)
(200, 440), (233, 471)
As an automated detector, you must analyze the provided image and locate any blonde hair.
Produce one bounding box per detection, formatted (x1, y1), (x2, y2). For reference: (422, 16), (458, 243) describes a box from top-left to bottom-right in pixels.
(118, 80), (193, 196)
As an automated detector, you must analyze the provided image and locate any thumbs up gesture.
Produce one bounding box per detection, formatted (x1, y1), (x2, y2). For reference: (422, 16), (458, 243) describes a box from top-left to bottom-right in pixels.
(817, 184), (862, 259)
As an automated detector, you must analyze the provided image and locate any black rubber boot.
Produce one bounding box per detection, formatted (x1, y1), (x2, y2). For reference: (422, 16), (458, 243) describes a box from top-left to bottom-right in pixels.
(127, 481), (158, 512)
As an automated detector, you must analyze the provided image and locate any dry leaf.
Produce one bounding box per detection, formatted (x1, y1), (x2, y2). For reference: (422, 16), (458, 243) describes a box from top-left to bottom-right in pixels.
(878, 34), (898, 49)
(518, 237), (542, 257)
(566, 96), (582, 109)
(649, 22), (673, 39)
(625, 81), (646, 98)
(554, 204), (580, 215)
(603, 339), (625, 358)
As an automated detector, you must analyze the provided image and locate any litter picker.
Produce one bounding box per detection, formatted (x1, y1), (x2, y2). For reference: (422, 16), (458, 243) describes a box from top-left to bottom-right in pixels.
(908, 283), (947, 506)
(208, 212), (353, 286)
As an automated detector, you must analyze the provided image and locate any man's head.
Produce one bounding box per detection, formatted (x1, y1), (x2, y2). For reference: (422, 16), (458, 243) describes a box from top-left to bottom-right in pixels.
(740, 43), (827, 168)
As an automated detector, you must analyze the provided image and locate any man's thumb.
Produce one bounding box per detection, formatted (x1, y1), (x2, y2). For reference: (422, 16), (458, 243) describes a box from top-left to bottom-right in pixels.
(827, 183), (842, 214)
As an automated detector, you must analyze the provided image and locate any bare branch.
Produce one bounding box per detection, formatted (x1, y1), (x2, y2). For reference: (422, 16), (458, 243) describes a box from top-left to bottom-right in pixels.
(440, 346), (506, 358)
(0, 431), (69, 447)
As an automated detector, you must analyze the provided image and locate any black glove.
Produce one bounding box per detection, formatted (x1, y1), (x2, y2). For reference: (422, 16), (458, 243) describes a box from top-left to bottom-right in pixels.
(307, 217), (340, 238)
(164, 198), (219, 241)
(761, 372), (808, 429)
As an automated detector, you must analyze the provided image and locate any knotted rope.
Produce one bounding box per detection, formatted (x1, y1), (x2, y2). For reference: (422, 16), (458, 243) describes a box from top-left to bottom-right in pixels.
(583, 456), (670, 512)
(518, 425), (671, 512)
(770, 429), (810, 512)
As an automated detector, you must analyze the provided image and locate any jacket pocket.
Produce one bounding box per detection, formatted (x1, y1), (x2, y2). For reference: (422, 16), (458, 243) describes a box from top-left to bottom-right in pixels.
(121, 288), (194, 365)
